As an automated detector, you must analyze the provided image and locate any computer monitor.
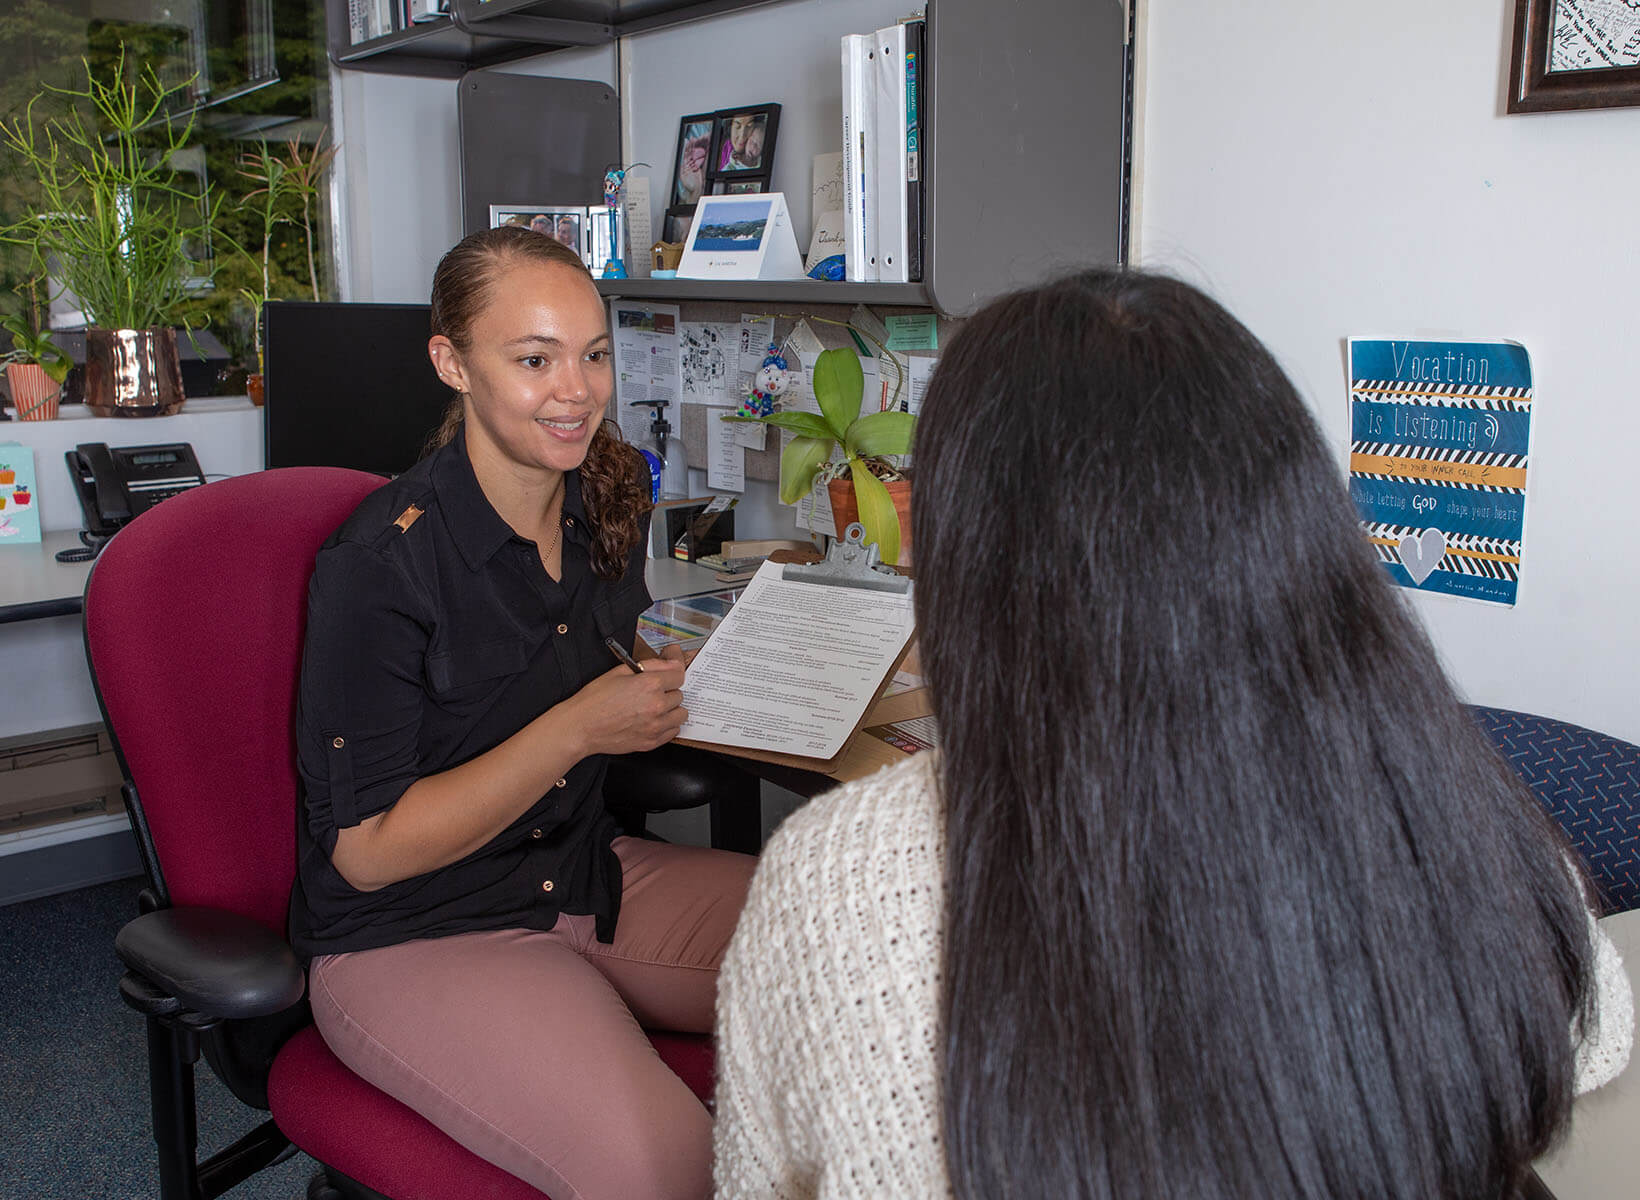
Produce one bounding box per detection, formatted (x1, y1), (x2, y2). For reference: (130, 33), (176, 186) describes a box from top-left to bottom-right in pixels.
(261, 301), (450, 477)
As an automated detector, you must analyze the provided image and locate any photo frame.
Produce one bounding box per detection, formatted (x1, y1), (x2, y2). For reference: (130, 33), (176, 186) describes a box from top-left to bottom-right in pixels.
(1508, 0), (1640, 113)
(669, 112), (716, 208)
(716, 178), (768, 196)
(707, 103), (780, 181)
(662, 205), (696, 246)
(488, 204), (590, 260)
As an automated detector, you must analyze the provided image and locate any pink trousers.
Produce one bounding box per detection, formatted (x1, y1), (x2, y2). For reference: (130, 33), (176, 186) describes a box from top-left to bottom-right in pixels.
(308, 836), (757, 1200)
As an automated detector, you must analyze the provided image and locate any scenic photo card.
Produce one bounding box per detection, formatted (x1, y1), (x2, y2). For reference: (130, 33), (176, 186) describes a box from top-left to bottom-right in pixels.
(677, 192), (804, 281)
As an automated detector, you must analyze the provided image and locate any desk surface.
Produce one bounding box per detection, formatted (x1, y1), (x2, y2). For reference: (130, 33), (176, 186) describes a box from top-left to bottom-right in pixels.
(0, 533), (723, 625)
(0, 531), (95, 624)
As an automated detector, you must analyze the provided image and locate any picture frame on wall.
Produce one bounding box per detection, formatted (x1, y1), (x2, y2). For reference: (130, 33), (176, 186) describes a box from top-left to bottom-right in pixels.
(669, 112), (716, 208)
(1508, 0), (1640, 112)
(488, 205), (589, 259)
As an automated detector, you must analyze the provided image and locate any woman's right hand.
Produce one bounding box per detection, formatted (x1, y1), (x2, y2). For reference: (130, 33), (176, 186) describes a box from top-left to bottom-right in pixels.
(562, 657), (688, 757)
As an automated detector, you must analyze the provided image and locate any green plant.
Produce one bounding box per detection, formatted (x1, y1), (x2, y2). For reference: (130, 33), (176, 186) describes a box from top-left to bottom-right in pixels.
(726, 347), (917, 562)
(0, 280), (71, 384)
(0, 312), (71, 384)
(236, 129), (339, 367)
(0, 47), (223, 332)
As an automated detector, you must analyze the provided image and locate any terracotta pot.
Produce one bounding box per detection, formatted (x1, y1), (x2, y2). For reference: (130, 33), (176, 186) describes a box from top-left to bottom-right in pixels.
(828, 474), (912, 565)
(84, 326), (186, 417)
(4, 363), (61, 420)
(246, 371), (265, 407)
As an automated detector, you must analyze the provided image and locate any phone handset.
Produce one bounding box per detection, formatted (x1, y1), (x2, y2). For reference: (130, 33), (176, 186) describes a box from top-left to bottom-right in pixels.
(77, 443), (132, 528)
(58, 443), (132, 562)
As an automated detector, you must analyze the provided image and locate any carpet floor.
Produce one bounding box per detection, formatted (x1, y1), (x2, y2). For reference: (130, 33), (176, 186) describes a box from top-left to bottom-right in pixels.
(0, 877), (318, 1198)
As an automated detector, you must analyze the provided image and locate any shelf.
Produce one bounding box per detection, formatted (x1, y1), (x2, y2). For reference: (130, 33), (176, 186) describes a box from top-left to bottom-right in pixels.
(329, 8), (605, 78)
(595, 278), (930, 307)
(454, 0), (779, 39)
(331, 1), (781, 77)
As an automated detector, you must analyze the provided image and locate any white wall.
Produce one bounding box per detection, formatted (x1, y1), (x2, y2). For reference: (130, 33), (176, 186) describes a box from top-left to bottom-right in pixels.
(1139, 0), (1640, 744)
(333, 70), (467, 302)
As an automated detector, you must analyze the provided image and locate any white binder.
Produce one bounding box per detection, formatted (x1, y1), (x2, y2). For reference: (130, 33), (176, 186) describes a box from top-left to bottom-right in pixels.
(873, 22), (910, 283)
(840, 33), (878, 282)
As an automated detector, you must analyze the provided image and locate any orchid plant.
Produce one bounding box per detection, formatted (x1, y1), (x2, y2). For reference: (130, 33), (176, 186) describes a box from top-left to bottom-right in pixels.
(725, 347), (916, 563)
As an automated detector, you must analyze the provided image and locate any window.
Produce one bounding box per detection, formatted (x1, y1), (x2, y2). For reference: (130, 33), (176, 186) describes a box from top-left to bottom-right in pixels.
(0, 0), (334, 390)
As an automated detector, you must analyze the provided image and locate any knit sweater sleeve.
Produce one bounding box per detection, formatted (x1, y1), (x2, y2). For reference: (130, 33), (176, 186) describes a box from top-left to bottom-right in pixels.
(713, 754), (951, 1199)
(712, 814), (817, 1199)
(1573, 908), (1634, 1095)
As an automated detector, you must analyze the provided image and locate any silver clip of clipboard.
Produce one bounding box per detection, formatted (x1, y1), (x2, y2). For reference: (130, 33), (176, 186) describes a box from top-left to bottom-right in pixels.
(780, 523), (912, 594)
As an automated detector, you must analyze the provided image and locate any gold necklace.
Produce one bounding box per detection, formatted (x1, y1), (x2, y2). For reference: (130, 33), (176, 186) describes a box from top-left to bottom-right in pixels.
(538, 486), (565, 572)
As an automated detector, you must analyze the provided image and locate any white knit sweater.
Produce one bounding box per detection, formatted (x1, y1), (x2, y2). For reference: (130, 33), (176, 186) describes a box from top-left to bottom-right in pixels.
(712, 753), (1634, 1199)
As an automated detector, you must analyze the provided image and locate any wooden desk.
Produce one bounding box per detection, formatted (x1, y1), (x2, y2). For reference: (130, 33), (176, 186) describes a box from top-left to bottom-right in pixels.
(1534, 906), (1640, 1198)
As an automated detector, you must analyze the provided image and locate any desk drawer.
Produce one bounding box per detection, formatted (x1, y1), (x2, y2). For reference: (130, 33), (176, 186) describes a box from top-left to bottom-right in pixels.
(0, 724), (124, 835)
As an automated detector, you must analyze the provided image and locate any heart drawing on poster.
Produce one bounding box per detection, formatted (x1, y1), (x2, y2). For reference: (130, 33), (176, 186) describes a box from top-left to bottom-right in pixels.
(1399, 527), (1447, 586)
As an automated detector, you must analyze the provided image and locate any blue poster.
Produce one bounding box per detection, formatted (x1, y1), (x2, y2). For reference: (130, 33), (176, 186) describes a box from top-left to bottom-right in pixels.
(1346, 339), (1533, 606)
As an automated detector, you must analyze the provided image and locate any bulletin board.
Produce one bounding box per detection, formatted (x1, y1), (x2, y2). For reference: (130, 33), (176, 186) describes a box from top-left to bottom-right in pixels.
(661, 300), (962, 481)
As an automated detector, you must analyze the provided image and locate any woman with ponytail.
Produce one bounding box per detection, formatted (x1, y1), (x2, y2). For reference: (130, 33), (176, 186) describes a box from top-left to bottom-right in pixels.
(713, 268), (1632, 1198)
(291, 225), (755, 1200)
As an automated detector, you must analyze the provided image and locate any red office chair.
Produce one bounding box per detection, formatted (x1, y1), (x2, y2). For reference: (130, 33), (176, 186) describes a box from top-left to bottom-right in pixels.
(85, 468), (716, 1200)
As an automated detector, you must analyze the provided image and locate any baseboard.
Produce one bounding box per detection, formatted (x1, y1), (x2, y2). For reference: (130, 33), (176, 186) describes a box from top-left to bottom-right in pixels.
(0, 824), (142, 906)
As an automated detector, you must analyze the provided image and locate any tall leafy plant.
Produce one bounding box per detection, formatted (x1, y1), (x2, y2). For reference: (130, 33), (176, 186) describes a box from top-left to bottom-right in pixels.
(237, 129), (339, 367)
(0, 47), (222, 331)
(726, 347), (916, 562)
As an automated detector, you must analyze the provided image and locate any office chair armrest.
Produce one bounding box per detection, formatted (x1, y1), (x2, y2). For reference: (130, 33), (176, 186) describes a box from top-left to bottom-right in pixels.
(606, 742), (752, 814)
(115, 907), (306, 1021)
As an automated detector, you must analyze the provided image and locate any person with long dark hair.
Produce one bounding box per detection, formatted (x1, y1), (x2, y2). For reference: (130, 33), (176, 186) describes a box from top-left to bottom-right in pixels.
(712, 268), (1632, 1198)
(291, 225), (755, 1200)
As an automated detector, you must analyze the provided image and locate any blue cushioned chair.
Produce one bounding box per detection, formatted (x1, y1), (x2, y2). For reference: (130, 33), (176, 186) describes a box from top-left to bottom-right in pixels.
(1472, 706), (1640, 916)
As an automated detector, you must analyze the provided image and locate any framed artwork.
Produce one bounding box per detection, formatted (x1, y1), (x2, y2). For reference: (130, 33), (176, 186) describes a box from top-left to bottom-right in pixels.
(1508, 0), (1640, 112)
(707, 103), (780, 181)
(488, 205), (589, 258)
(669, 112), (715, 208)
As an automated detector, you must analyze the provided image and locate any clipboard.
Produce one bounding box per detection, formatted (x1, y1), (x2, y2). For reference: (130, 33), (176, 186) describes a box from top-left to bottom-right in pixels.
(673, 525), (916, 774)
(683, 677), (934, 783)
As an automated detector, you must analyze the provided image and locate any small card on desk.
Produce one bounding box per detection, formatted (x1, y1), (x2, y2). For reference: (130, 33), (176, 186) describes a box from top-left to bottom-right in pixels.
(0, 444), (41, 544)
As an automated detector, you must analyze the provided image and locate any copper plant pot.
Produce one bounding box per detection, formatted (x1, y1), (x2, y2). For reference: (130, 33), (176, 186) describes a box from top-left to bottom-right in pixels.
(85, 327), (186, 417)
(828, 474), (913, 565)
(4, 363), (62, 420)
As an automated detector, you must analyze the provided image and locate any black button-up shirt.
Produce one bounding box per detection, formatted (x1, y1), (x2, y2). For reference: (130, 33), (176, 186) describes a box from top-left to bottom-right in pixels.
(290, 429), (651, 959)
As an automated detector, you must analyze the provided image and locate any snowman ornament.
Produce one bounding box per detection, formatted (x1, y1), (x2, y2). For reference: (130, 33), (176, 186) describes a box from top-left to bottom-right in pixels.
(742, 344), (790, 417)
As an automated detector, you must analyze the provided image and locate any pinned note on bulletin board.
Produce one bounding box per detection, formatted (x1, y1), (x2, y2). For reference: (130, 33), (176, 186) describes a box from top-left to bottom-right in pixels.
(1346, 339), (1533, 607)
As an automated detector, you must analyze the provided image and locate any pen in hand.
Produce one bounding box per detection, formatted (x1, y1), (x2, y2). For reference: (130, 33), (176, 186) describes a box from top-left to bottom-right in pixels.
(604, 635), (645, 674)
